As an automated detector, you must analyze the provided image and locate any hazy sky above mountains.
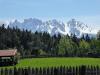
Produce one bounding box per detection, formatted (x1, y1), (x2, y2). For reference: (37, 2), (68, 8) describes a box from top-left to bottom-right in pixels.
(0, 0), (100, 28)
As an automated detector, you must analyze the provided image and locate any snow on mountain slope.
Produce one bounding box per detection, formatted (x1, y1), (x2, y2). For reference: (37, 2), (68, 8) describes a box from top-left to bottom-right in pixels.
(67, 19), (98, 37)
(8, 18), (99, 37)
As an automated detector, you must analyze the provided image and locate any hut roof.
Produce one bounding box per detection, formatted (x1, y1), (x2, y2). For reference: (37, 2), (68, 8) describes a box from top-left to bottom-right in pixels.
(0, 49), (17, 57)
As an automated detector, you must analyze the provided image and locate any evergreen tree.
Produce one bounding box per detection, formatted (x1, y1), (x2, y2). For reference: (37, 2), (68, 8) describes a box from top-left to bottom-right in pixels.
(97, 30), (100, 40)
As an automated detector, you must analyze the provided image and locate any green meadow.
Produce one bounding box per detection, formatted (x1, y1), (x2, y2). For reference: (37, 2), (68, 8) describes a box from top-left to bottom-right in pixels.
(0, 57), (100, 68)
(11, 57), (100, 68)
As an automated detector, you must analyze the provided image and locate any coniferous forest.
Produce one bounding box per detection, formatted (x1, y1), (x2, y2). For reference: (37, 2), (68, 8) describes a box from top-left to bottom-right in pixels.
(0, 24), (100, 57)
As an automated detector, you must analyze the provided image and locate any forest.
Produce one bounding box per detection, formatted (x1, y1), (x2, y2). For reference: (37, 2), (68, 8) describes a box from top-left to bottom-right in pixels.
(0, 24), (100, 57)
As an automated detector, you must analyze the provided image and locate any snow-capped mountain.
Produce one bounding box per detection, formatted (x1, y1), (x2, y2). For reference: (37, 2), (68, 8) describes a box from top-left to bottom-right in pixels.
(8, 18), (99, 37)
(67, 19), (97, 37)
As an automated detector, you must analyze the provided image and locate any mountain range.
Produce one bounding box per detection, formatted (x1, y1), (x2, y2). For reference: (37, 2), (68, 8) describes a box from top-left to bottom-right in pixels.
(7, 18), (99, 37)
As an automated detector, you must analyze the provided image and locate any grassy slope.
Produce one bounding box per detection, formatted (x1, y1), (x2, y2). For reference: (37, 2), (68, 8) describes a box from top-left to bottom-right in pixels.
(13, 57), (100, 68)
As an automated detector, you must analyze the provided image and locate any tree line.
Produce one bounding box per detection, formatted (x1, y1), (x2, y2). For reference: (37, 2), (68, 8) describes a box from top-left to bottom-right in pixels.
(0, 24), (100, 57)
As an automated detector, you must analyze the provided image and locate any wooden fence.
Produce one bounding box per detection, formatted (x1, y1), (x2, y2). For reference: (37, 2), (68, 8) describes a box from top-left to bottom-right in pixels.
(0, 65), (100, 75)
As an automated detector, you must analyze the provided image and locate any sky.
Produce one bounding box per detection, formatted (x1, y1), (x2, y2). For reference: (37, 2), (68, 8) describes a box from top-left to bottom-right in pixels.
(0, 0), (100, 28)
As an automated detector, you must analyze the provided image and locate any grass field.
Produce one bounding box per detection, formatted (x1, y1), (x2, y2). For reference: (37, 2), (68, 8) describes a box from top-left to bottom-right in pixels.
(10, 57), (100, 68)
(1, 57), (100, 68)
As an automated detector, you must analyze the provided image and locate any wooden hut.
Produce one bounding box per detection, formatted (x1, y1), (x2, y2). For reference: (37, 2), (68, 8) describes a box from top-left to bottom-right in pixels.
(0, 49), (18, 66)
